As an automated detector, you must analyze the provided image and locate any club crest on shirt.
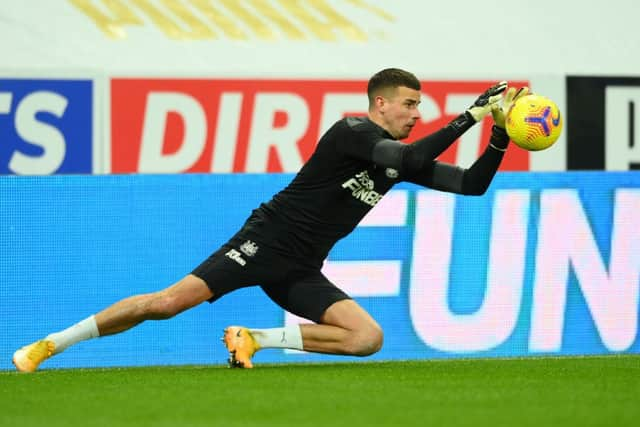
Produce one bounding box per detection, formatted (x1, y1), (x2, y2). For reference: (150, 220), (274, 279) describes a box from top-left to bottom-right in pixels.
(240, 240), (259, 257)
(385, 168), (399, 179)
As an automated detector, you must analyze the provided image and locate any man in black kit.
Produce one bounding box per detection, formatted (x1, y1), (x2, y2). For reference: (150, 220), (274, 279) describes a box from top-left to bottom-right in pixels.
(13, 69), (528, 371)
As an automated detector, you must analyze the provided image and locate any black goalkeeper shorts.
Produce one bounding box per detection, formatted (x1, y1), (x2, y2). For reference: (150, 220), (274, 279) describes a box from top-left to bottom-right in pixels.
(191, 220), (351, 324)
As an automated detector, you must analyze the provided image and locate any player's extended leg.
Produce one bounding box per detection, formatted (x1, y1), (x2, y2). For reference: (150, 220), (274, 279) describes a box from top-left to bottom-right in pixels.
(12, 274), (212, 372)
(95, 274), (212, 335)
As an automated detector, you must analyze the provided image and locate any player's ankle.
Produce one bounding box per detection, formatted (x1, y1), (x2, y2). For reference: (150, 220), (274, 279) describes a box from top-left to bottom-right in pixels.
(46, 315), (100, 354)
(250, 325), (303, 350)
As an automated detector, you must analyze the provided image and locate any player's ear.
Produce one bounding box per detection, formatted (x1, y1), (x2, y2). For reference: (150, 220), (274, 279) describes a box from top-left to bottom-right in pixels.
(375, 95), (387, 112)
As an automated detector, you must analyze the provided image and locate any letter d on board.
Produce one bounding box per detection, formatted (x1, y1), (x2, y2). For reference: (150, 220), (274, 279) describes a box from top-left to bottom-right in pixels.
(139, 92), (206, 172)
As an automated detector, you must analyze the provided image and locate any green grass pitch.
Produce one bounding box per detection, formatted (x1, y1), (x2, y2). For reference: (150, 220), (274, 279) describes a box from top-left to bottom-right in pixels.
(1, 356), (638, 427)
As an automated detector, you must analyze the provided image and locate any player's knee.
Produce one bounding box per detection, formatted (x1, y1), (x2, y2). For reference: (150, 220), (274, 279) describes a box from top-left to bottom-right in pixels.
(348, 324), (384, 356)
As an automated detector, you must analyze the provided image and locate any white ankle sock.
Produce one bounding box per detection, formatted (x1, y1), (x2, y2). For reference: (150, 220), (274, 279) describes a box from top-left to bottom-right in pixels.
(250, 325), (303, 350)
(46, 315), (100, 354)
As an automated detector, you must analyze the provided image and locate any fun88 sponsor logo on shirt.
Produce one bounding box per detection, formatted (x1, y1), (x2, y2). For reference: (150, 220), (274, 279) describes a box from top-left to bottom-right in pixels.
(0, 79), (93, 175)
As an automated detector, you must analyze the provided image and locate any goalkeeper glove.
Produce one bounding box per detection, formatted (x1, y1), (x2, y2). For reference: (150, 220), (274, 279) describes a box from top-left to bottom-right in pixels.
(466, 81), (508, 122)
(491, 86), (530, 129)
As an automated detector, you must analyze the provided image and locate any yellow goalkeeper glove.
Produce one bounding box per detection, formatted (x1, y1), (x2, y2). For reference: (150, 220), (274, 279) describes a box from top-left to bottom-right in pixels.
(466, 81), (508, 122)
(491, 86), (530, 129)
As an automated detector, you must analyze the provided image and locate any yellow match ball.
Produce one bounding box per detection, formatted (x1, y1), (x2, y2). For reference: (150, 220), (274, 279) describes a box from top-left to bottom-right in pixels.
(506, 94), (563, 151)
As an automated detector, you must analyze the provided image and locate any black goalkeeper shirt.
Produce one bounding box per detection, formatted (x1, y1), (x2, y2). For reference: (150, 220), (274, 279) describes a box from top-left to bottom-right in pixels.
(228, 97), (514, 275)
(246, 113), (507, 264)
(251, 116), (408, 263)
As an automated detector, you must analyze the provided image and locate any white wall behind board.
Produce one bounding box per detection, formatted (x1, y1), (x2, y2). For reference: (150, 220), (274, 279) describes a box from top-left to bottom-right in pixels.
(0, 0), (637, 78)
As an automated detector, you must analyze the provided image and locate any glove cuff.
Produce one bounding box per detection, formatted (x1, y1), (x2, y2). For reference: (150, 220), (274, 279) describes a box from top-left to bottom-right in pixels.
(490, 125), (510, 150)
(446, 112), (475, 134)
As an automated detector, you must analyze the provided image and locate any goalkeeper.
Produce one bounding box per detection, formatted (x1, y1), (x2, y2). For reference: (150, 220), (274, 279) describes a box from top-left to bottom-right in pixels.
(13, 69), (527, 371)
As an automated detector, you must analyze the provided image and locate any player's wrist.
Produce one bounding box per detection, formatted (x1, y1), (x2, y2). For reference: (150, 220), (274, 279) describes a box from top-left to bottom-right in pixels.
(490, 125), (509, 150)
(446, 112), (475, 134)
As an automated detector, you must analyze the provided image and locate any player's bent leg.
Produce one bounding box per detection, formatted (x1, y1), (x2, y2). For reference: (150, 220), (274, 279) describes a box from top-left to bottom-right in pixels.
(222, 271), (382, 367)
(301, 299), (384, 356)
(220, 301), (382, 367)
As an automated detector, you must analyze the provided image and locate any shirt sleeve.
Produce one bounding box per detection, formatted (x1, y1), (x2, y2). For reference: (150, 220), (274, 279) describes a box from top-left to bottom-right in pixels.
(404, 127), (509, 195)
(334, 120), (387, 162)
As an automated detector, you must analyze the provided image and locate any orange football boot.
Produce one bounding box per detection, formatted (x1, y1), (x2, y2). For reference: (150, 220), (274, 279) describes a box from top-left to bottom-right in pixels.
(13, 340), (55, 372)
(222, 326), (259, 368)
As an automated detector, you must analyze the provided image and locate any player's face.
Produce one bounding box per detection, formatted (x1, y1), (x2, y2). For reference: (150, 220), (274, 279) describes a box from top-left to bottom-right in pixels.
(380, 86), (421, 140)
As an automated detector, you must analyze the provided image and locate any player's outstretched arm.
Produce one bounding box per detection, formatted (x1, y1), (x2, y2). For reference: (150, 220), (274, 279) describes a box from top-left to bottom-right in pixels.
(450, 85), (530, 194)
(404, 125), (509, 195)
(402, 84), (528, 195)
(377, 81), (508, 171)
(369, 82), (508, 177)
(456, 125), (510, 195)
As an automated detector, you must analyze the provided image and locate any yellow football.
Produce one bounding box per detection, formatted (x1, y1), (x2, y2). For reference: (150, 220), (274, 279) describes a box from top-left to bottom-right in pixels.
(506, 94), (563, 151)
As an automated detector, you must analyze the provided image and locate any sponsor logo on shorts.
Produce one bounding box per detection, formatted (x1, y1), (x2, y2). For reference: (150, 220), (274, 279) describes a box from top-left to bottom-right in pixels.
(240, 240), (259, 257)
(225, 248), (246, 266)
(385, 168), (399, 179)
